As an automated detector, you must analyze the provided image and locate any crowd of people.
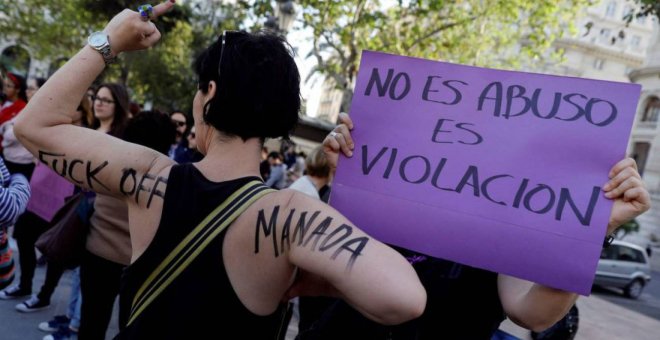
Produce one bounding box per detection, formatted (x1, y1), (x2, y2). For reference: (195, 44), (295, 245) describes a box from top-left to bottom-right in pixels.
(0, 54), (336, 340)
(0, 1), (652, 340)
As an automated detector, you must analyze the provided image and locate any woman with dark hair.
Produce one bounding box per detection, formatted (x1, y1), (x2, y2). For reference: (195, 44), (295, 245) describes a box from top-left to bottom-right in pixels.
(14, 2), (425, 339)
(74, 110), (175, 339)
(0, 73), (27, 126)
(26, 78), (47, 102)
(92, 83), (130, 138)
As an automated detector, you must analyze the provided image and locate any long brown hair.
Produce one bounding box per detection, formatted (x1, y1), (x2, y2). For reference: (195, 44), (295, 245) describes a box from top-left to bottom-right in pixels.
(77, 94), (95, 128)
(92, 83), (130, 137)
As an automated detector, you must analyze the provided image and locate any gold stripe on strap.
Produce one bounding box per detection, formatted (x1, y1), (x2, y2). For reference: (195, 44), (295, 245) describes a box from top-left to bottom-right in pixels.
(127, 181), (273, 326)
(130, 182), (264, 314)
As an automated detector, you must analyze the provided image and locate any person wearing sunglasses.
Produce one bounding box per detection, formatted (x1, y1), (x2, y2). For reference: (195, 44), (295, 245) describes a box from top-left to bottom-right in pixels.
(182, 126), (203, 163)
(168, 110), (192, 162)
(13, 2), (426, 339)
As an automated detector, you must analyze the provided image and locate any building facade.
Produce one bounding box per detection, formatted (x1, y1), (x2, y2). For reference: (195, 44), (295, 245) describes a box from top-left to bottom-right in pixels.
(315, 77), (343, 124)
(543, 0), (655, 82)
(629, 34), (660, 245)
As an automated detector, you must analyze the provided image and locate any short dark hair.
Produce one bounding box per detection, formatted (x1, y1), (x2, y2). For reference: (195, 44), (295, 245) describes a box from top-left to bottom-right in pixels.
(267, 151), (282, 161)
(122, 111), (176, 155)
(194, 31), (301, 141)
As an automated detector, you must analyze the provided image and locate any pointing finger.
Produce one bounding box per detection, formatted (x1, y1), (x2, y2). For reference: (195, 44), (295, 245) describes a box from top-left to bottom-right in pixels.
(152, 0), (176, 19)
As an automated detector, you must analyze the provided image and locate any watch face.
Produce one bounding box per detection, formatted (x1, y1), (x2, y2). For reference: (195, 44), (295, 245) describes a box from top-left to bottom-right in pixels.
(89, 32), (107, 47)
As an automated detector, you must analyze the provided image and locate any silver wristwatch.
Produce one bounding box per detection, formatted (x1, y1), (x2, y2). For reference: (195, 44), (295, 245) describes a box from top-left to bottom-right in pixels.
(88, 31), (117, 65)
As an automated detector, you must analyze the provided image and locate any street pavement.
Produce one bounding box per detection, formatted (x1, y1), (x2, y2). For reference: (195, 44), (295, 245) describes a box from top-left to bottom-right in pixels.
(500, 289), (660, 340)
(2, 237), (659, 340)
(0, 239), (118, 340)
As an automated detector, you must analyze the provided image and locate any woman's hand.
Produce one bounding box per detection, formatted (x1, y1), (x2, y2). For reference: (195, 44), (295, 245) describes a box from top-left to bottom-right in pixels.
(604, 157), (651, 234)
(104, 1), (176, 56)
(322, 113), (355, 173)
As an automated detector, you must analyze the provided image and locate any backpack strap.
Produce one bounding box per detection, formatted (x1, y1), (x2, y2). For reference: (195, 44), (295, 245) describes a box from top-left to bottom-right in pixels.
(127, 180), (274, 326)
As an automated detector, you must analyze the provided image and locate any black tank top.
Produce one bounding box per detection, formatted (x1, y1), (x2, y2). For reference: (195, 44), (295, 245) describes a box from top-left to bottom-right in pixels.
(116, 164), (286, 339)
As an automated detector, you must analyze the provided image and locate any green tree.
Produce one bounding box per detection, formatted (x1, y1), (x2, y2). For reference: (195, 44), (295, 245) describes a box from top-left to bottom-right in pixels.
(629, 0), (660, 21)
(0, 0), (99, 60)
(294, 0), (592, 114)
(615, 219), (641, 239)
(0, 0), (251, 113)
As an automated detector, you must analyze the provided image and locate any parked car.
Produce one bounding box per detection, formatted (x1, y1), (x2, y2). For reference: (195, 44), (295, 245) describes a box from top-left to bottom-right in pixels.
(593, 240), (652, 299)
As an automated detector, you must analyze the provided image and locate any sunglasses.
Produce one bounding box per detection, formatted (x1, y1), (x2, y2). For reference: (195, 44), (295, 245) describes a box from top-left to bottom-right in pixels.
(92, 96), (115, 105)
(216, 31), (247, 87)
(172, 120), (186, 127)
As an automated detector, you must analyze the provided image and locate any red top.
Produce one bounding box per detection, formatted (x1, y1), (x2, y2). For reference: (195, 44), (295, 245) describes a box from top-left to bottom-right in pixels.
(0, 99), (27, 126)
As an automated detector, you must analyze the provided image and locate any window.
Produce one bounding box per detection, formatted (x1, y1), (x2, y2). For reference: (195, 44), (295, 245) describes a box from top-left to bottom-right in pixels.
(599, 28), (611, 43)
(636, 15), (647, 25)
(601, 246), (617, 260)
(615, 246), (646, 263)
(642, 96), (660, 122)
(623, 5), (634, 19)
(593, 58), (605, 70)
(631, 35), (641, 47)
(605, 1), (617, 18)
(632, 142), (651, 176)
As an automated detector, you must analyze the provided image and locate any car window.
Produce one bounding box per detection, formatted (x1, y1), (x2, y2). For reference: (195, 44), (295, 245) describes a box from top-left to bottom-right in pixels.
(616, 245), (646, 263)
(601, 246), (617, 260)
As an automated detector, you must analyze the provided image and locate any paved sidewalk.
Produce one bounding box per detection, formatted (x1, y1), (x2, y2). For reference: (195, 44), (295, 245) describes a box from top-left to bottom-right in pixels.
(0, 239), (119, 340)
(500, 293), (660, 340)
(3, 238), (657, 339)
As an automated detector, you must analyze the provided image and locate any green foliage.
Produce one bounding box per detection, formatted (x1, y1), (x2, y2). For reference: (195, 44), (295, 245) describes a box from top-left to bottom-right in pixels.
(298, 0), (592, 112)
(0, 0), (250, 113)
(0, 0), (100, 60)
(616, 219), (641, 239)
(124, 20), (196, 113)
(627, 0), (660, 22)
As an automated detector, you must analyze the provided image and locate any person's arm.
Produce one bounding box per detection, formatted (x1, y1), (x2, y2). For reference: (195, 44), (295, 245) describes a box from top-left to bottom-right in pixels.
(0, 159), (30, 226)
(13, 3), (176, 207)
(277, 190), (426, 325)
(314, 114), (425, 324)
(499, 157), (650, 331)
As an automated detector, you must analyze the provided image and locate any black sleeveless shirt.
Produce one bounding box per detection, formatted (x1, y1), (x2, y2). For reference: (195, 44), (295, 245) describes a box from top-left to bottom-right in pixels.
(116, 164), (285, 339)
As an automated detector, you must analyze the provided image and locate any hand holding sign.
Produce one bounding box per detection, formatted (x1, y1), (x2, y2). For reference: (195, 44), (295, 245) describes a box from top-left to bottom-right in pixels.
(330, 51), (646, 294)
(323, 113), (355, 173)
(604, 158), (650, 234)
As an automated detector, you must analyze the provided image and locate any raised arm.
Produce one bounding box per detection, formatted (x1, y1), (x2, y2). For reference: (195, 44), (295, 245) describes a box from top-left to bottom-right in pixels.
(14, 2), (176, 207)
(498, 157), (650, 331)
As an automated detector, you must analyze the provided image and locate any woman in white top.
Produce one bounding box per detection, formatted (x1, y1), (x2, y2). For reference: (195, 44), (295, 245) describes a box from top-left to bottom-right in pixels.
(288, 146), (331, 200)
(0, 77), (44, 179)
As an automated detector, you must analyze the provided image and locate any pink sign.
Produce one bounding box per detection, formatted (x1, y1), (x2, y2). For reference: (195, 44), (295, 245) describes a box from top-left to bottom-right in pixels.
(331, 51), (641, 294)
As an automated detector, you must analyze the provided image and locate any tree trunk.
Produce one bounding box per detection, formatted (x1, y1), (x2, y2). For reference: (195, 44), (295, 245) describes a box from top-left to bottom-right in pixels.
(340, 88), (354, 119)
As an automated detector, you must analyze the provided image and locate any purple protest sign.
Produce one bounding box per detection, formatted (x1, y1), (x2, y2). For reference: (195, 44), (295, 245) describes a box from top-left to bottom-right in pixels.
(330, 50), (641, 295)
